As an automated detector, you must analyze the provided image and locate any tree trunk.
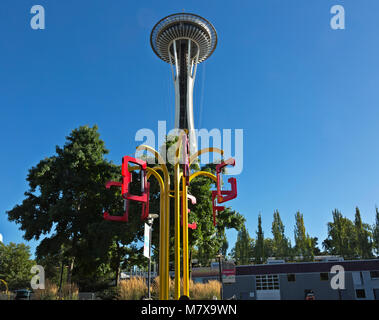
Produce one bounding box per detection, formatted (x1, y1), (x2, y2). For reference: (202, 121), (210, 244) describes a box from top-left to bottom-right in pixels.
(115, 263), (121, 287)
(58, 259), (64, 299)
(114, 242), (121, 286)
(66, 257), (75, 299)
(66, 257), (75, 284)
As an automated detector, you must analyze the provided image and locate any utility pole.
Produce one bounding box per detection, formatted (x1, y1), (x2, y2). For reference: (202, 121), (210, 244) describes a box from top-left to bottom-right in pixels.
(217, 252), (223, 300)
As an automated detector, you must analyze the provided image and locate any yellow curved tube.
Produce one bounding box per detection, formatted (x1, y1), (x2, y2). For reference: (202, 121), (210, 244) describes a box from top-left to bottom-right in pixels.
(189, 171), (217, 184)
(189, 147), (224, 166)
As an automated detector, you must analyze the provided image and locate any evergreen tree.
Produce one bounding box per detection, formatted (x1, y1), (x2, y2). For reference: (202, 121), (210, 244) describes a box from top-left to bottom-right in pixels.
(271, 210), (290, 259)
(255, 214), (265, 264)
(294, 211), (314, 261)
(373, 207), (379, 257)
(354, 207), (373, 259)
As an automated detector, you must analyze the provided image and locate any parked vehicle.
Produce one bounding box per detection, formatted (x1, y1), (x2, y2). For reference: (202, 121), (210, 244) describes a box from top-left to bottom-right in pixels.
(14, 289), (32, 300)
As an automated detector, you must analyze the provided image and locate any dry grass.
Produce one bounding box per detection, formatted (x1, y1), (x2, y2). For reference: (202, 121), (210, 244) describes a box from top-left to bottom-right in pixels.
(150, 276), (221, 300)
(59, 282), (79, 300)
(33, 280), (79, 300)
(118, 277), (147, 300)
(33, 279), (58, 300)
(189, 279), (221, 300)
(117, 276), (221, 300)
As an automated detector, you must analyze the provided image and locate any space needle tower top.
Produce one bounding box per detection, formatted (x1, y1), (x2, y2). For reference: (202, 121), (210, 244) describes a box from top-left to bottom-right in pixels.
(150, 13), (218, 152)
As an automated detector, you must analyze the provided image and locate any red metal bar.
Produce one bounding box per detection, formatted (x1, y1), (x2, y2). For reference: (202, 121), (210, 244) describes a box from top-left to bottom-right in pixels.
(216, 158), (237, 203)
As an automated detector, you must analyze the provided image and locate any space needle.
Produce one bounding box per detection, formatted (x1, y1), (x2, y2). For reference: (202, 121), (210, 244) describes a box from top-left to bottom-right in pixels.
(103, 13), (237, 300)
(150, 13), (218, 153)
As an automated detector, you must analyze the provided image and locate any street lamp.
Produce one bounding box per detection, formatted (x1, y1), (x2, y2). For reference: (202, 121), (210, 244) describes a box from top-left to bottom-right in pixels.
(147, 213), (159, 300)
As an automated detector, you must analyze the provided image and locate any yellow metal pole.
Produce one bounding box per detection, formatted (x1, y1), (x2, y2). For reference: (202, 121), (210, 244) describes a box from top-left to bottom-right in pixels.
(182, 176), (189, 297)
(146, 168), (165, 300)
(136, 146), (170, 300)
(174, 161), (181, 299)
(149, 165), (170, 300)
(173, 132), (187, 299)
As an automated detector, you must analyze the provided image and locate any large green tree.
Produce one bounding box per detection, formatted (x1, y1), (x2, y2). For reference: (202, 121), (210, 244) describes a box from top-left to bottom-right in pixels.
(0, 242), (35, 290)
(6, 126), (142, 289)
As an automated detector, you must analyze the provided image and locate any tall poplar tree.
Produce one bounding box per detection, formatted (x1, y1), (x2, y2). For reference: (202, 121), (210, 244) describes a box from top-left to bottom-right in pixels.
(231, 225), (254, 265)
(271, 210), (290, 259)
(323, 209), (356, 259)
(255, 214), (265, 264)
(373, 207), (379, 257)
(354, 207), (373, 259)
(294, 211), (314, 261)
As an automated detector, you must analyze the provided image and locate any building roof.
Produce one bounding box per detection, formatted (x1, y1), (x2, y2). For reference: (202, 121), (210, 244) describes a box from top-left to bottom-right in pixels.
(236, 259), (379, 276)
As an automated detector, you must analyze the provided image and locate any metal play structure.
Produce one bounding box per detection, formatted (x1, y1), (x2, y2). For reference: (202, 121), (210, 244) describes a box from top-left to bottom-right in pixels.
(102, 13), (239, 300)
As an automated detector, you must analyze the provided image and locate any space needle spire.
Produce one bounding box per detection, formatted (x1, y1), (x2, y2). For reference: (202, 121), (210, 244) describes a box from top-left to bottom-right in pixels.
(150, 13), (218, 153)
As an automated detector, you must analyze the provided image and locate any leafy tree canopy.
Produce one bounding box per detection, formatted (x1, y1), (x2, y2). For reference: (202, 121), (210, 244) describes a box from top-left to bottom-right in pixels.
(0, 242), (35, 290)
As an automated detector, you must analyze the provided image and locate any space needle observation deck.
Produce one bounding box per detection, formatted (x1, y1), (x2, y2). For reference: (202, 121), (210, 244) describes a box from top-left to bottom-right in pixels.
(150, 13), (218, 153)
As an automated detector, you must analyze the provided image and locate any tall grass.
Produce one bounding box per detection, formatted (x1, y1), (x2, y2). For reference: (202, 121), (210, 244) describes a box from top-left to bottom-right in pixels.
(59, 282), (79, 300)
(189, 279), (221, 300)
(118, 277), (147, 300)
(33, 280), (79, 300)
(33, 280), (58, 300)
(117, 276), (221, 300)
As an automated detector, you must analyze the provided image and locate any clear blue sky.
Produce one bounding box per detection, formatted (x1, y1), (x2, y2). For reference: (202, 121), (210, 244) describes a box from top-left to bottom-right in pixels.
(1, 0), (379, 257)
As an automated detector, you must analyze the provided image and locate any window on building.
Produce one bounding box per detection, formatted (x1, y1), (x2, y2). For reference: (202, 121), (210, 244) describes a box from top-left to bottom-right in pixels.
(370, 271), (379, 279)
(256, 275), (279, 290)
(287, 274), (296, 282)
(356, 289), (366, 299)
(320, 273), (329, 281)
